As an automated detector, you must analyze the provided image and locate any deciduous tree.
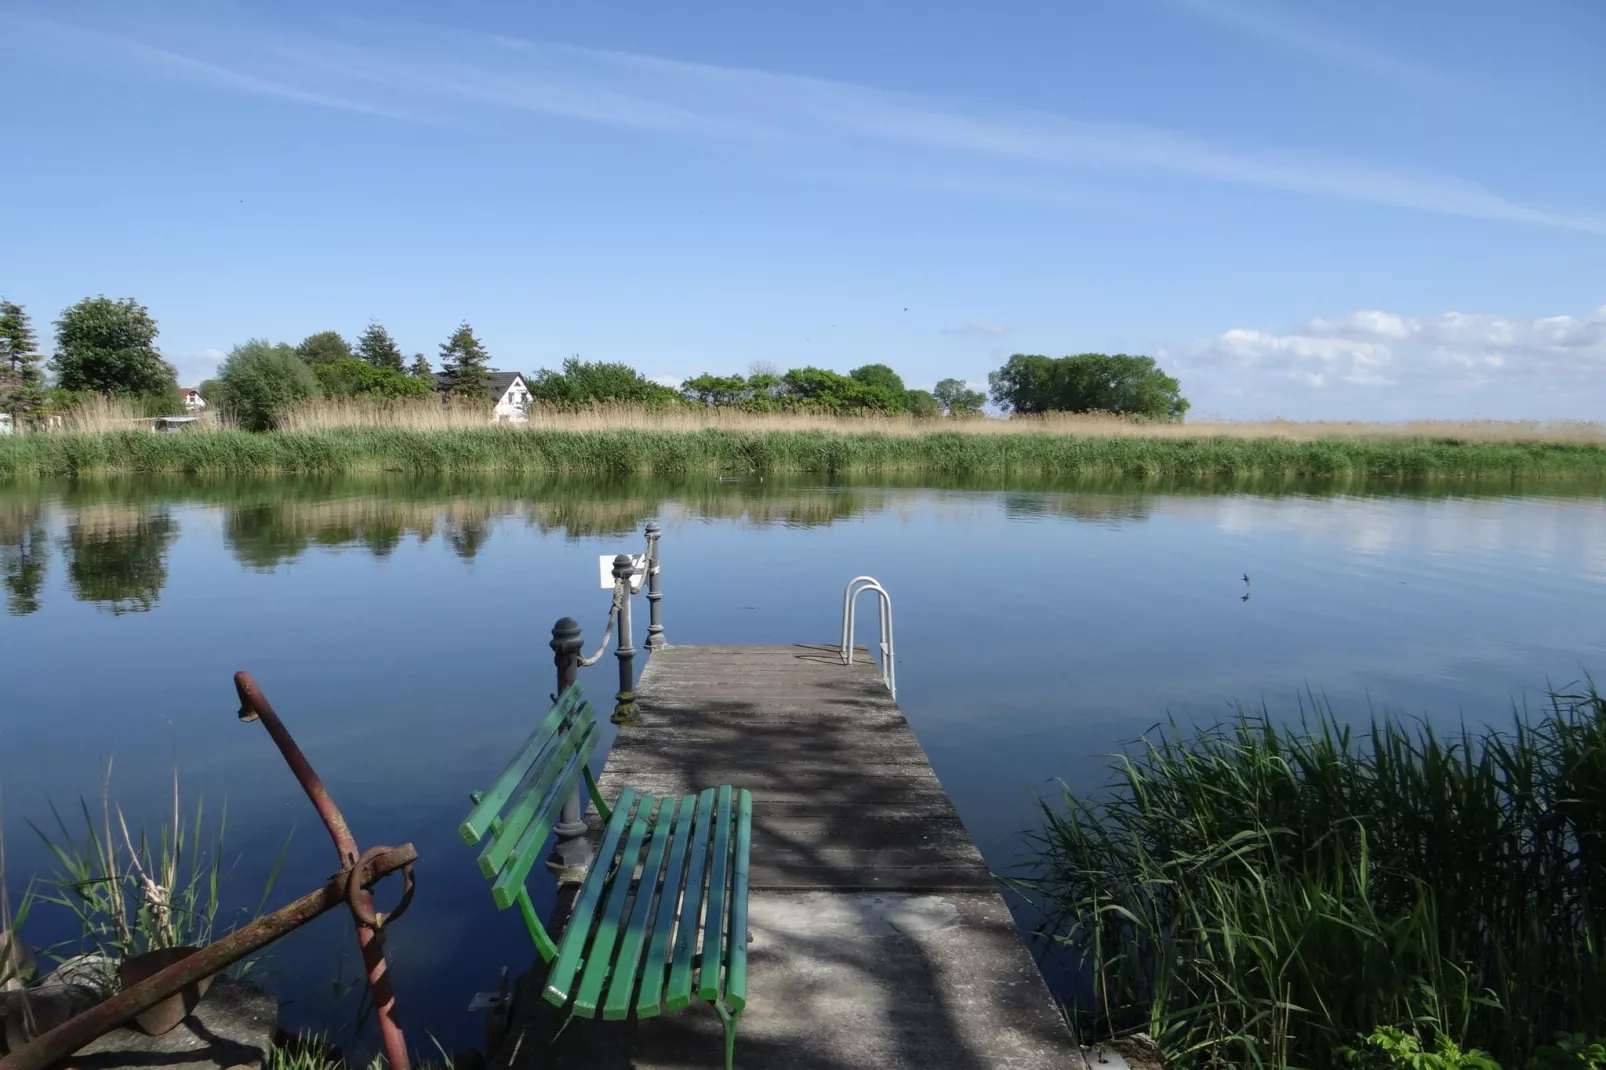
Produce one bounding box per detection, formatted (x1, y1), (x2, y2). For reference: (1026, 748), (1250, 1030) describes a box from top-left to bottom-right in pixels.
(217, 339), (321, 431)
(528, 356), (677, 407)
(52, 296), (176, 396)
(312, 357), (432, 399)
(904, 388), (941, 417)
(933, 378), (987, 417)
(987, 353), (1188, 420)
(295, 331), (353, 366)
(849, 363), (906, 396)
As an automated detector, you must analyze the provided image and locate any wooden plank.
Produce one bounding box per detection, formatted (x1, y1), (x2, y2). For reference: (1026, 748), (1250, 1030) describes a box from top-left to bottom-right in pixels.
(724, 789), (752, 1012)
(636, 794), (696, 1020)
(604, 797), (672, 1021)
(697, 786), (734, 1003)
(596, 644), (996, 894)
(544, 788), (637, 1009)
(574, 797), (654, 1018)
(459, 687), (586, 844)
(491, 730), (601, 909)
(666, 788), (715, 1012)
(480, 720), (598, 879)
(745, 864), (998, 890)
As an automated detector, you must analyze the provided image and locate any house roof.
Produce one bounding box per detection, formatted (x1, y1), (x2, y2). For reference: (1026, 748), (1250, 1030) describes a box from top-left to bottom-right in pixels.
(433, 370), (524, 399)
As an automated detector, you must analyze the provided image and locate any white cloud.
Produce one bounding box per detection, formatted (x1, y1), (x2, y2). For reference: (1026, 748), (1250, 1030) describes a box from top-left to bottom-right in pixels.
(7, 13), (1604, 236)
(650, 374), (683, 389)
(940, 319), (1012, 338)
(1168, 304), (1606, 418)
(169, 347), (226, 386)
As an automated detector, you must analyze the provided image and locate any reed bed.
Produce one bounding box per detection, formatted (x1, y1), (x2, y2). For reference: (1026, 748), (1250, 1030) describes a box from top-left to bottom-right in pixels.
(277, 398), (1606, 443)
(1025, 688), (1606, 1069)
(4, 426), (1606, 481)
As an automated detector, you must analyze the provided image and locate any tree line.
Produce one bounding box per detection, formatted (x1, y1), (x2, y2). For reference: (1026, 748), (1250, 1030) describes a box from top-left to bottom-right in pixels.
(1, 293), (1190, 430)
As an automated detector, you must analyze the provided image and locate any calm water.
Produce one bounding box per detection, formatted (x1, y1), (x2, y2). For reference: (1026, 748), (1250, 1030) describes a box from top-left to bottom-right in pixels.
(3, 475), (1605, 1050)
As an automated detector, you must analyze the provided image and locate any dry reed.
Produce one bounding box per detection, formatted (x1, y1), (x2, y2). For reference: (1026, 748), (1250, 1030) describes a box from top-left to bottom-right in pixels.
(31, 395), (1606, 444)
(273, 398), (1606, 444)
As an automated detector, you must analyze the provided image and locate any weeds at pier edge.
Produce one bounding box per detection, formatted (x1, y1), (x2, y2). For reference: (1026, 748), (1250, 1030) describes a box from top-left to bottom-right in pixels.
(268, 1029), (458, 1070)
(1022, 685), (1606, 1070)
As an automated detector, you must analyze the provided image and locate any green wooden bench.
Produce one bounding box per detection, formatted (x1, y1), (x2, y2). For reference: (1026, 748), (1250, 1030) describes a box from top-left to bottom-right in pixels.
(460, 682), (753, 1069)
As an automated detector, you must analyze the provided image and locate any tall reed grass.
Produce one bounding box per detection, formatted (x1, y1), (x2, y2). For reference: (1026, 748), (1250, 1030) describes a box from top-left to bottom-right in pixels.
(31, 763), (286, 971)
(1025, 688), (1606, 1069)
(4, 426), (1605, 481)
(278, 398), (1606, 443)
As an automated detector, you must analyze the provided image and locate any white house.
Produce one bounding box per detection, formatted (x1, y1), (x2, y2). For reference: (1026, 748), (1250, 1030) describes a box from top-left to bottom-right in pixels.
(179, 387), (206, 411)
(435, 370), (530, 422)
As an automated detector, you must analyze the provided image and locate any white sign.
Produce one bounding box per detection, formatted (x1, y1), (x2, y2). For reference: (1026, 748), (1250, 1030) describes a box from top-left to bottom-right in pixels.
(599, 553), (648, 591)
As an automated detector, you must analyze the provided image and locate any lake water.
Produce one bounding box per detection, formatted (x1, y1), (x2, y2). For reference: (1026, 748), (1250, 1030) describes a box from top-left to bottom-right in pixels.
(3, 475), (1605, 1052)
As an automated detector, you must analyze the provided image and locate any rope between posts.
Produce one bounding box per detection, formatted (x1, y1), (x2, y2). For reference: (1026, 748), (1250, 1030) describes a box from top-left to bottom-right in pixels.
(576, 539), (654, 668)
(578, 579), (625, 666)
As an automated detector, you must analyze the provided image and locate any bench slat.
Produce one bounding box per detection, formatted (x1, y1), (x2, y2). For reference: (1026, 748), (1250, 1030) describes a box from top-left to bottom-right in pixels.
(490, 722), (601, 910)
(698, 785), (734, 1003)
(605, 796), (676, 1020)
(573, 796), (655, 1018)
(478, 715), (597, 879)
(635, 794), (697, 1019)
(459, 685), (586, 845)
(666, 788), (716, 1012)
(544, 787), (638, 1008)
(725, 788), (753, 1011)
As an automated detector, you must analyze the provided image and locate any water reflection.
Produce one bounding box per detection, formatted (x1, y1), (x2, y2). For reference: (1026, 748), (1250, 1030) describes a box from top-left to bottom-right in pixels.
(64, 506), (177, 615)
(4, 473), (1606, 615)
(1, 502), (48, 615)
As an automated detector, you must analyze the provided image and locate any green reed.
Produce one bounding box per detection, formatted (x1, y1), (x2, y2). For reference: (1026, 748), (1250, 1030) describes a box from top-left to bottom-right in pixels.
(1024, 688), (1606, 1069)
(4, 428), (1606, 480)
(30, 765), (287, 971)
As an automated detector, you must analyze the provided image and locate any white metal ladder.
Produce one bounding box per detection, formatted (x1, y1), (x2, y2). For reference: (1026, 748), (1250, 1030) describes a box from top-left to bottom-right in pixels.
(841, 576), (895, 698)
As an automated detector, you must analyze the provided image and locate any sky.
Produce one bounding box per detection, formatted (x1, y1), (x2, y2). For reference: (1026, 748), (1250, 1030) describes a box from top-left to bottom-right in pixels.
(3, 0), (1604, 419)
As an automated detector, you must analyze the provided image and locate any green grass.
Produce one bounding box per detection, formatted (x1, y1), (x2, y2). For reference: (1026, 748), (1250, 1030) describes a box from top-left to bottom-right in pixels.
(4, 428), (1606, 480)
(1023, 687), (1606, 1070)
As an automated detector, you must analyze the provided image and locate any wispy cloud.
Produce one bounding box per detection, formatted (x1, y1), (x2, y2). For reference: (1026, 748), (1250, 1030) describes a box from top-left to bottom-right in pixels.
(1166, 0), (1471, 101)
(9, 13), (1603, 236)
(940, 319), (1012, 338)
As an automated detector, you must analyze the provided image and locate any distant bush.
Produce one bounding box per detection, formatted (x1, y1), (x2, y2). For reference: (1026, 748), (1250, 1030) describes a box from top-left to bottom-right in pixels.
(217, 340), (321, 431)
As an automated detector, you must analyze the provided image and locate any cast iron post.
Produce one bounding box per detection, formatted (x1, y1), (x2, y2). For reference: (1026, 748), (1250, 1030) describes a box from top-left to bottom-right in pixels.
(644, 521), (665, 650)
(546, 617), (592, 877)
(611, 554), (639, 725)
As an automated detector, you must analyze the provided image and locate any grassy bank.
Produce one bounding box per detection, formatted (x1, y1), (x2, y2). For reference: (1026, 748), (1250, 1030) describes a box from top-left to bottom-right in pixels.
(6, 426), (1606, 480)
(1027, 689), (1606, 1069)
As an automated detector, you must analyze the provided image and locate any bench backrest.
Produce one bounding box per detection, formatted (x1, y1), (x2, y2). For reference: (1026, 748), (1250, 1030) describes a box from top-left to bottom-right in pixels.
(461, 682), (601, 958)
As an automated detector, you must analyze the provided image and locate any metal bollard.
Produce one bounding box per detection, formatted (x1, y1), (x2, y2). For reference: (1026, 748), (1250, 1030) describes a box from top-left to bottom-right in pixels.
(546, 617), (593, 877)
(611, 554), (639, 725)
(644, 521), (665, 650)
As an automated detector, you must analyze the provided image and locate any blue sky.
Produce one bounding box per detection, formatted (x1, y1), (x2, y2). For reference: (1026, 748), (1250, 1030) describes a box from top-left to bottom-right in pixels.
(4, 0), (1604, 419)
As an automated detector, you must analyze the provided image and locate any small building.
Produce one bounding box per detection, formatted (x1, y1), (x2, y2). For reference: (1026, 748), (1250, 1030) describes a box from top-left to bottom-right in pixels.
(152, 416), (201, 433)
(179, 387), (207, 411)
(434, 370), (530, 422)
(0, 413), (12, 436)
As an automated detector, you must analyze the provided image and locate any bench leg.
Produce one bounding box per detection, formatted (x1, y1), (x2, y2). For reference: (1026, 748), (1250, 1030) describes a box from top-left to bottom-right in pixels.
(713, 1000), (741, 1070)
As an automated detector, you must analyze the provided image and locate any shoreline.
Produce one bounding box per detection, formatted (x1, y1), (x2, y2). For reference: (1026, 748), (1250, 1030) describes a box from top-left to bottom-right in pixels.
(4, 427), (1606, 480)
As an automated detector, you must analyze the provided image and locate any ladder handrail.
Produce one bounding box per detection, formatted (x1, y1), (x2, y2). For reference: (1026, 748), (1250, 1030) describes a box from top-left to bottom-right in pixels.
(841, 576), (895, 698)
